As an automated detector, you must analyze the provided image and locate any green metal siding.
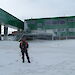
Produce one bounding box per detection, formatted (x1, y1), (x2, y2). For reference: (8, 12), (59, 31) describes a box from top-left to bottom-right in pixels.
(0, 8), (24, 29)
(26, 16), (75, 30)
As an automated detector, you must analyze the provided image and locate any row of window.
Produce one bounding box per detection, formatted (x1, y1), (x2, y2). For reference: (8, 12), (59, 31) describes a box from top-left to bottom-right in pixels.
(53, 28), (75, 32)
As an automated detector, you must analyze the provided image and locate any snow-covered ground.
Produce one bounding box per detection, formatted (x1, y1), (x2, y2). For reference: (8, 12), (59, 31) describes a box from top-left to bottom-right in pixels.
(0, 39), (75, 75)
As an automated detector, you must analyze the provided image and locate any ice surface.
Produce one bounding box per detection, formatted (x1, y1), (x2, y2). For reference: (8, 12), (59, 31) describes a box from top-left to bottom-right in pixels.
(0, 40), (75, 75)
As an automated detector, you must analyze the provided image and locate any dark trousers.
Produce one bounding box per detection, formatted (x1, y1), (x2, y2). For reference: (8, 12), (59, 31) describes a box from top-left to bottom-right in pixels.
(21, 49), (30, 63)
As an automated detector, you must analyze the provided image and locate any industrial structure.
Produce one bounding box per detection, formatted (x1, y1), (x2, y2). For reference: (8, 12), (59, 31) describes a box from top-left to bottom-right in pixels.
(0, 8), (75, 40)
(25, 16), (75, 40)
(0, 8), (24, 40)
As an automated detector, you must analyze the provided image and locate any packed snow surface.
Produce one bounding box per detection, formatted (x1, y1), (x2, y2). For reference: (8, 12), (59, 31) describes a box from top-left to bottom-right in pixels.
(0, 39), (75, 75)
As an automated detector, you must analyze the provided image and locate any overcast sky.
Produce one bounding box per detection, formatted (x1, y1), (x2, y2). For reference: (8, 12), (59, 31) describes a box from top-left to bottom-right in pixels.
(0, 0), (75, 21)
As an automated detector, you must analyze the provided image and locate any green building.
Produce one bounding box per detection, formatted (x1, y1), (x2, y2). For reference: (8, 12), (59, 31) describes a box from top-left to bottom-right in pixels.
(25, 16), (75, 39)
(0, 8), (24, 40)
(0, 8), (24, 29)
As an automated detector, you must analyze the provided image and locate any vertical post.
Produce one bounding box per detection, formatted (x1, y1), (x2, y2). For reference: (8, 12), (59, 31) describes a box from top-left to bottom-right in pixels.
(24, 20), (28, 32)
(52, 34), (54, 40)
(4, 25), (8, 40)
(57, 29), (60, 40)
(66, 28), (68, 40)
(0, 25), (1, 40)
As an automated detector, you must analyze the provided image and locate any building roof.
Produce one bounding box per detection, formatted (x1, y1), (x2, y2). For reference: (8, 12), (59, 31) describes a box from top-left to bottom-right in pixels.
(0, 8), (24, 29)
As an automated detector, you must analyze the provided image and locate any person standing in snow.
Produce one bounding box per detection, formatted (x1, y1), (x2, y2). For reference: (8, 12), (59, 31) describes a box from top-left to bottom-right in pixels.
(19, 38), (30, 63)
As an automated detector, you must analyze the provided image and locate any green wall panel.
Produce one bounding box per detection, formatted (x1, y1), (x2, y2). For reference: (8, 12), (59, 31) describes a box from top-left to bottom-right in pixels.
(26, 16), (75, 30)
